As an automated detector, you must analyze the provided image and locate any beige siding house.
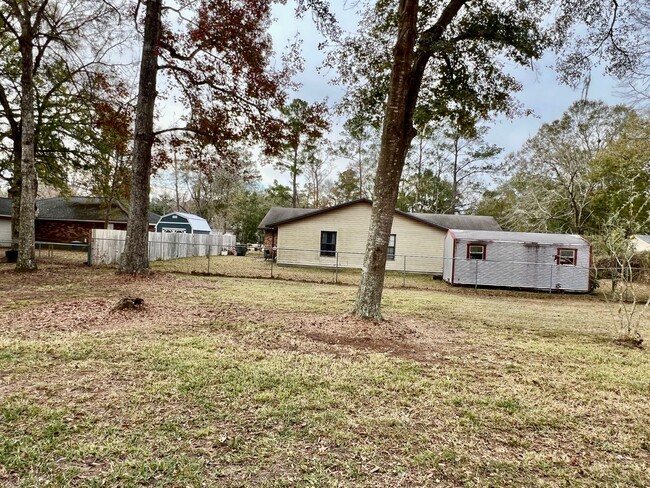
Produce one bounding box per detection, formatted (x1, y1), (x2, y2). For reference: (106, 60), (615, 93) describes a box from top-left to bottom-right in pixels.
(258, 199), (501, 275)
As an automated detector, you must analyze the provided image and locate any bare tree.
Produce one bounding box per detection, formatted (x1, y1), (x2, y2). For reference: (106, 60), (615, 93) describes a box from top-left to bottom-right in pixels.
(505, 100), (630, 234)
(599, 208), (650, 347)
(303, 141), (333, 207)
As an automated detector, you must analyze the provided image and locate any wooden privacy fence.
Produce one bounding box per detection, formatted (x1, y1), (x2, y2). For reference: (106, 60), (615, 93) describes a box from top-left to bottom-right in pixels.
(90, 229), (236, 265)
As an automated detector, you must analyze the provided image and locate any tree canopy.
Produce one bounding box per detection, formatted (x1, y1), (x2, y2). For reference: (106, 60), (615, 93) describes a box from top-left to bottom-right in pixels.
(119, 0), (297, 273)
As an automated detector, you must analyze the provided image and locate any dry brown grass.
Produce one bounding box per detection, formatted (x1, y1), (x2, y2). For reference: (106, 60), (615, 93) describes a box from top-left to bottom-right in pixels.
(1, 256), (649, 487)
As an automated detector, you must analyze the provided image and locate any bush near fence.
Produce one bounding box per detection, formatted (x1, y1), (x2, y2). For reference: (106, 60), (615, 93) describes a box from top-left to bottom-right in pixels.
(593, 253), (650, 282)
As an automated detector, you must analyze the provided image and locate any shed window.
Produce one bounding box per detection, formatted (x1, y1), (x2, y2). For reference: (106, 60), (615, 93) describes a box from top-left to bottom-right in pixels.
(387, 234), (396, 260)
(557, 248), (577, 265)
(320, 231), (337, 257)
(162, 227), (186, 233)
(467, 244), (486, 260)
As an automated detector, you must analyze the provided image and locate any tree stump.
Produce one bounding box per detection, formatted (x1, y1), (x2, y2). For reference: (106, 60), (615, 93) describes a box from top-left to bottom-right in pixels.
(112, 297), (144, 312)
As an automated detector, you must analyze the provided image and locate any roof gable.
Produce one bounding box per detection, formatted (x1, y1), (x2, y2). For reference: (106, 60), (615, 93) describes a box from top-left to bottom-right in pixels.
(259, 198), (501, 232)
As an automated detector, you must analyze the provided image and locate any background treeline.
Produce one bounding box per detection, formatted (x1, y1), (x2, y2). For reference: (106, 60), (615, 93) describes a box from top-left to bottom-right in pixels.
(150, 98), (650, 256)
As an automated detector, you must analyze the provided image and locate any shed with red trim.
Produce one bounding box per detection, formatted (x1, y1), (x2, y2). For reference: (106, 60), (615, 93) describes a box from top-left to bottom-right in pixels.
(442, 230), (592, 292)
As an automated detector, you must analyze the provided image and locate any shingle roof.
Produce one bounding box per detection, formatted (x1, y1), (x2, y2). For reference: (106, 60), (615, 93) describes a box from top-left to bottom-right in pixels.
(449, 229), (589, 246)
(258, 198), (502, 232)
(0, 197), (11, 217)
(37, 197), (160, 225)
(258, 207), (320, 229)
(409, 213), (501, 231)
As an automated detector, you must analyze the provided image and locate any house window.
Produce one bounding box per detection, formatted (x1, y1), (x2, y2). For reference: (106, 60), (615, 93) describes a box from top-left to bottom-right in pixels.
(467, 244), (486, 260)
(387, 234), (396, 260)
(557, 248), (577, 265)
(320, 231), (337, 257)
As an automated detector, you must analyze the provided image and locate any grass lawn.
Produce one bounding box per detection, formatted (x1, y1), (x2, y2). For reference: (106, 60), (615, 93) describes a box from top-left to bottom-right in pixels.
(1, 257), (649, 487)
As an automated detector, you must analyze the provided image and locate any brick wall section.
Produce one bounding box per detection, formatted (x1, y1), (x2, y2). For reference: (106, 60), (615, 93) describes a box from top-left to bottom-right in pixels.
(263, 229), (276, 248)
(36, 220), (128, 243)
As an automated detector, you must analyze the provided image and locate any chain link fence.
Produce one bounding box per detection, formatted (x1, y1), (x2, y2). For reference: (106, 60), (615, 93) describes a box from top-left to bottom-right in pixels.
(148, 248), (443, 289)
(3, 238), (649, 298)
(147, 246), (650, 297)
(0, 241), (90, 269)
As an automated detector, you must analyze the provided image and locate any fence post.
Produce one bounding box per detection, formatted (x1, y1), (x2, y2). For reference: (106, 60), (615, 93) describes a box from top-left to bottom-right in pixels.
(335, 252), (339, 284)
(207, 245), (211, 274)
(549, 264), (553, 294)
(403, 255), (406, 287)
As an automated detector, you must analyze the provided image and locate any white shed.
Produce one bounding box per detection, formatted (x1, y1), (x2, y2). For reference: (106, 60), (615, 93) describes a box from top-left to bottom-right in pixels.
(155, 212), (212, 234)
(443, 230), (592, 292)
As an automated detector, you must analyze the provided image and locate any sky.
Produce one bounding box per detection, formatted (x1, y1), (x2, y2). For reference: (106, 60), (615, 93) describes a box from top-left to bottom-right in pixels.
(260, 1), (629, 191)
(0, 1), (632, 201)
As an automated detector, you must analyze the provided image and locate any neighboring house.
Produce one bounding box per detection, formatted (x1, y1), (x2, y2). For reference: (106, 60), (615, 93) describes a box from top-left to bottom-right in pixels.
(0, 197), (11, 246)
(442, 230), (592, 292)
(258, 198), (501, 275)
(36, 196), (160, 242)
(155, 212), (212, 234)
(632, 235), (650, 252)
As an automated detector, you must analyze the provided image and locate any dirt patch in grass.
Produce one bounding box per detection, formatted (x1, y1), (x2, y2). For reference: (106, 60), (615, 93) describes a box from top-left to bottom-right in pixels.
(293, 313), (475, 364)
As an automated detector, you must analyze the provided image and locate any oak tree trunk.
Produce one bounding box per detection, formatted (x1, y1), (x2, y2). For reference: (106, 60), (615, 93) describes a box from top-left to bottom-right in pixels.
(353, 0), (469, 319)
(8, 135), (21, 249)
(119, 0), (163, 274)
(354, 0), (420, 320)
(16, 16), (37, 272)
